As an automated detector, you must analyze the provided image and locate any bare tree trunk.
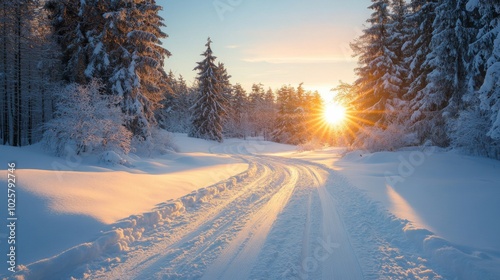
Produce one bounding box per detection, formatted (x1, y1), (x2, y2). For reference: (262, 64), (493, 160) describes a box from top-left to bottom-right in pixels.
(2, 0), (9, 145)
(13, 0), (22, 146)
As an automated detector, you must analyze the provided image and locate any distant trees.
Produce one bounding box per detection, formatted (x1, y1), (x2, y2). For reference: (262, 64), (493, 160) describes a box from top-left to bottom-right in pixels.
(225, 83), (249, 138)
(157, 72), (194, 133)
(349, 0), (500, 158)
(272, 84), (323, 145)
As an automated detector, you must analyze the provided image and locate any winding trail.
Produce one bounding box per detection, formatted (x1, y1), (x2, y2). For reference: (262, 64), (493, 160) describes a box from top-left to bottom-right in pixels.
(20, 139), (448, 279)
(86, 140), (364, 279)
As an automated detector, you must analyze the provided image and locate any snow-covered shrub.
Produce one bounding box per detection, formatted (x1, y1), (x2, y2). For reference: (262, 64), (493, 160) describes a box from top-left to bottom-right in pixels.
(451, 108), (500, 159)
(100, 150), (129, 165)
(42, 80), (132, 157)
(297, 139), (324, 152)
(131, 128), (178, 157)
(354, 123), (418, 152)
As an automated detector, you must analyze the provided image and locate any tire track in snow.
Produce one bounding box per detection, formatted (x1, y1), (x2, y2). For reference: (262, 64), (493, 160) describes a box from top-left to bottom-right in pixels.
(30, 142), (368, 280)
(201, 165), (298, 280)
(88, 155), (299, 280)
(312, 167), (364, 279)
(89, 158), (272, 280)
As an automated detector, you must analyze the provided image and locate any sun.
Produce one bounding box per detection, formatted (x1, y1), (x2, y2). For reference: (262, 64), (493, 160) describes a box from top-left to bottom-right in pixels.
(323, 102), (346, 125)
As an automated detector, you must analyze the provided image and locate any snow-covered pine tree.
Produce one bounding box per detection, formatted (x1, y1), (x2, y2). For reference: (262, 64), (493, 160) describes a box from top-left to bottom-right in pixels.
(103, 0), (170, 139)
(189, 38), (228, 142)
(155, 70), (178, 130)
(247, 83), (266, 137)
(403, 0), (437, 142)
(476, 2), (500, 145)
(262, 87), (276, 141)
(45, 0), (89, 84)
(409, 0), (474, 146)
(272, 85), (299, 144)
(351, 0), (411, 150)
(225, 83), (249, 138)
(351, 0), (395, 128)
(293, 83), (309, 144)
(453, 0), (500, 158)
(384, 0), (410, 123)
(302, 89), (323, 142)
(215, 62), (232, 135)
(157, 72), (197, 133)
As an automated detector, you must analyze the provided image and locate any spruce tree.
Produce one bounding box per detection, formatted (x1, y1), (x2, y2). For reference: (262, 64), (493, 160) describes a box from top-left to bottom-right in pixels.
(404, 0), (437, 135)
(351, 0), (394, 128)
(453, 0), (500, 158)
(104, 0), (170, 139)
(412, 0), (472, 146)
(226, 83), (248, 138)
(189, 38), (228, 142)
(272, 85), (299, 144)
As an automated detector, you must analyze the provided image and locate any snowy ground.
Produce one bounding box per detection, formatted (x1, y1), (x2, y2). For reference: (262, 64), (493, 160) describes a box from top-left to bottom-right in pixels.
(1, 134), (499, 279)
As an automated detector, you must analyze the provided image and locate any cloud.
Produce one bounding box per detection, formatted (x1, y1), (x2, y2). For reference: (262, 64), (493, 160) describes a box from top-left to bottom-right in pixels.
(225, 45), (240, 49)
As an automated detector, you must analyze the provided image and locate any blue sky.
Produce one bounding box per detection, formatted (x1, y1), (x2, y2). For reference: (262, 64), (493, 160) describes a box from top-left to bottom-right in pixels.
(160, 0), (371, 97)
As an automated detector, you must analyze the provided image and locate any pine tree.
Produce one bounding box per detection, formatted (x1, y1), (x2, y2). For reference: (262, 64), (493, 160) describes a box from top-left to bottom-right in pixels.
(248, 83), (266, 137)
(404, 0), (438, 140)
(411, 0), (473, 146)
(189, 38), (227, 142)
(293, 83), (308, 143)
(272, 85), (300, 144)
(103, 0), (170, 139)
(46, 0), (103, 84)
(226, 83), (248, 138)
(158, 73), (196, 133)
(453, 0), (500, 158)
(351, 0), (394, 129)
(384, 0), (410, 123)
(477, 3), (500, 143)
(262, 87), (276, 140)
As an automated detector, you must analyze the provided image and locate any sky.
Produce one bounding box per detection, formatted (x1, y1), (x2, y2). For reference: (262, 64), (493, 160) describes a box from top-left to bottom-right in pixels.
(160, 0), (371, 98)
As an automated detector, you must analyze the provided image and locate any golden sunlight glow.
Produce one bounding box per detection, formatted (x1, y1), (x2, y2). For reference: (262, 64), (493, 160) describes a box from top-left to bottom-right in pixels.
(323, 102), (346, 125)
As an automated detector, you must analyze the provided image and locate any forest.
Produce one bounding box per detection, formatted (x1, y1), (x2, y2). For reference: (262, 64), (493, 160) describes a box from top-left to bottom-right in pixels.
(0, 0), (499, 160)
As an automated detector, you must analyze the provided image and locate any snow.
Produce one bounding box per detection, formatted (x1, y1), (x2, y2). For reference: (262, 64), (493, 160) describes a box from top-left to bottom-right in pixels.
(0, 134), (247, 265)
(1, 137), (499, 279)
(282, 147), (500, 250)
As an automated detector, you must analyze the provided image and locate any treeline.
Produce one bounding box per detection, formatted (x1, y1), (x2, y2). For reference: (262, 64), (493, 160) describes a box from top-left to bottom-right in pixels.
(159, 66), (326, 145)
(1, 0), (169, 153)
(0, 0), (59, 146)
(159, 38), (329, 146)
(0, 0), (331, 157)
(347, 0), (500, 159)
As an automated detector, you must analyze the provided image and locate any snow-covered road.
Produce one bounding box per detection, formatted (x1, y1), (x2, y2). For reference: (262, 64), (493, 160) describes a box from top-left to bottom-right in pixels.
(11, 139), (499, 279)
(73, 142), (363, 279)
